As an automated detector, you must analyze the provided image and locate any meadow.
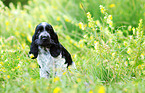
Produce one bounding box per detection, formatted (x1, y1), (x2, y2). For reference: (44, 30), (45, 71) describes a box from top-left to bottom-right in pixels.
(0, 0), (145, 93)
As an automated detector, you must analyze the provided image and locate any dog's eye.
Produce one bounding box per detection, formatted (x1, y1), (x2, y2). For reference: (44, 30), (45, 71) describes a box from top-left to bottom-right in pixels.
(40, 28), (43, 32)
(45, 26), (50, 32)
(38, 26), (43, 32)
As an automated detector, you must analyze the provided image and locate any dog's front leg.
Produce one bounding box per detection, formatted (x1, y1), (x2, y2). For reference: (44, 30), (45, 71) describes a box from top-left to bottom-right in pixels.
(40, 69), (49, 78)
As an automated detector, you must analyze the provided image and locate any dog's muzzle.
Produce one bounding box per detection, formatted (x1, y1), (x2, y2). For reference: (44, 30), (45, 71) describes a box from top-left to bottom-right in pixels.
(36, 31), (51, 46)
(41, 35), (50, 42)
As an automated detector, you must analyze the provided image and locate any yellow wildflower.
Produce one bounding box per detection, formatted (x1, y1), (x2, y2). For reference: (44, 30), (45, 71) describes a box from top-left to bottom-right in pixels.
(22, 43), (25, 49)
(112, 53), (115, 57)
(88, 22), (92, 27)
(66, 35), (71, 40)
(95, 20), (99, 25)
(5, 21), (9, 26)
(79, 3), (83, 9)
(63, 72), (66, 75)
(98, 86), (105, 93)
(94, 41), (99, 50)
(89, 90), (93, 93)
(109, 21), (113, 27)
(94, 41), (97, 44)
(130, 61), (135, 66)
(108, 15), (112, 20)
(90, 36), (93, 39)
(3, 70), (6, 72)
(99, 5), (105, 14)
(141, 53), (144, 59)
(127, 48), (132, 54)
(79, 44), (83, 48)
(65, 18), (70, 22)
(74, 42), (77, 46)
(30, 78), (33, 81)
(117, 30), (122, 34)
(54, 76), (60, 82)
(109, 4), (115, 8)
(15, 31), (20, 37)
(132, 27), (135, 35)
(78, 22), (85, 30)
(53, 87), (61, 93)
(128, 26), (132, 31)
(124, 61), (128, 66)
(100, 26), (102, 30)
(0, 62), (4, 66)
(27, 35), (32, 43)
(7, 75), (10, 79)
(77, 78), (81, 82)
(29, 54), (34, 58)
(87, 12), (91, 19)
(56, 17), (60, 21)
(28, 23), (32, 28)
(17, 64), (21, 69)
(72, 54), (76, 59)
(123, 41), (128, 47)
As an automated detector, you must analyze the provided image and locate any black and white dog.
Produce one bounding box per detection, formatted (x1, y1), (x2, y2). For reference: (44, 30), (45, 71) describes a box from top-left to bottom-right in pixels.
(29, 22), (75, 78)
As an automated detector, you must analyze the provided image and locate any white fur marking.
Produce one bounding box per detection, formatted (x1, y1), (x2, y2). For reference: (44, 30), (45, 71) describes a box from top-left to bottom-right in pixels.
(41, 22), (47, 27)
(37, 46), (67, 78)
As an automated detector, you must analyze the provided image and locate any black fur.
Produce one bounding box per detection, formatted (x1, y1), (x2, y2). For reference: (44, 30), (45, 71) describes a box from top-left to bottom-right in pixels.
(29, 22), (73, 66)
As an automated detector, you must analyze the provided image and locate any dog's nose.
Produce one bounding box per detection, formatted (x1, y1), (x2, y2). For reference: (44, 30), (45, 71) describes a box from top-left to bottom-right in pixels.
(41, 36), (50, 41)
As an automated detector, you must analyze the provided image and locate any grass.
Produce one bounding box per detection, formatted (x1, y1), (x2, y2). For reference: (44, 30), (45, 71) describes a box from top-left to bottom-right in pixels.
(0, 0), (145, 93)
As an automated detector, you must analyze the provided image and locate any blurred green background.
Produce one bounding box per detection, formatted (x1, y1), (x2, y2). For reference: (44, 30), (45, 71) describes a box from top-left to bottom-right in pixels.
(1, 0), (28, 6)
(1, 0), (145, 30)
(0, 0), (145, 93)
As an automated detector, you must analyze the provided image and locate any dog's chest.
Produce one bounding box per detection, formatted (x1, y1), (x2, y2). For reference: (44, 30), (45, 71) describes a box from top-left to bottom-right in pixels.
(37, 47), (67, 74)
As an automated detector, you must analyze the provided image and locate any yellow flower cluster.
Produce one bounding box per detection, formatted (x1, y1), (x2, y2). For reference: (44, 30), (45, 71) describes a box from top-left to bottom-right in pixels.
(109, 4), (115, 8)
(107, 15), (113, 27)
(78, 22), (85, 30)
(53, 76), (60, 82)
(87, 12), (95, 28)
(56, 17), (60, 21)
(127, 48), (132, 54)
(7, 75), (10, 79)
(53, 87), (61, 93)
(76, 78), (81, 82)
(99, 5), (106, 14)
(98, 86), (105, 93)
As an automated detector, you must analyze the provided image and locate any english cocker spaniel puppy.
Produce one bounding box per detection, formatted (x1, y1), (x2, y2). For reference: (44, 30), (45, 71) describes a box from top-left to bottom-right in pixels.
(29, 22), (75, 78)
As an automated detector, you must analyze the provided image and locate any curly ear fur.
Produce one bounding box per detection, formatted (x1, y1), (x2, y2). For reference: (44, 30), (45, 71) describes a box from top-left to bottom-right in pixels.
(29, 31), (38, 59)
(50, 26), (59, 44)
(50, 44), (61, 57)
(49, 27), (61, 57)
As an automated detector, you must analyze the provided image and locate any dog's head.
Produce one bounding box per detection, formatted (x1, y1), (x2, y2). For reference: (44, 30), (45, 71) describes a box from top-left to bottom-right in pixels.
(29, 22), (61, 59)
(34, 22), (59, 46)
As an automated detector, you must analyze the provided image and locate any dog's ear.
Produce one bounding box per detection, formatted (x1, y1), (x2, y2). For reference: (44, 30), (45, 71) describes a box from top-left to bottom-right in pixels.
(50, 26), (61, 57)
(29, 28), (38, 59)
(49, 26), (61, 57)
(50, 44), (61, 57)
(50, 26), (59, 44)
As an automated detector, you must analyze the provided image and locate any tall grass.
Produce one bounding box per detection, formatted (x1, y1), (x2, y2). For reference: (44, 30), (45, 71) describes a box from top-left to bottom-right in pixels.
(0, 0), (145, 93)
